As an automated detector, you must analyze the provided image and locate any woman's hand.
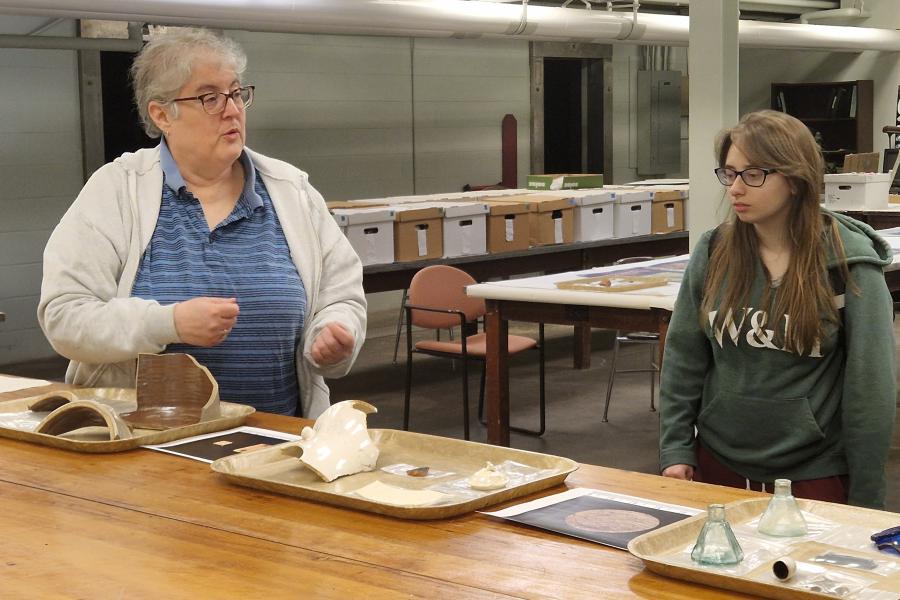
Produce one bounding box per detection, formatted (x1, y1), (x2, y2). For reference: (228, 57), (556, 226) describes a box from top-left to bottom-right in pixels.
(174, 297), (239, 346)
(310, 322), (355, 366)
(661, 464), (694, 480)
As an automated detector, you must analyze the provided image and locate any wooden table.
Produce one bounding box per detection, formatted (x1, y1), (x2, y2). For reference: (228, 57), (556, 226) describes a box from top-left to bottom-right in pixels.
(0, 382), (764, 599)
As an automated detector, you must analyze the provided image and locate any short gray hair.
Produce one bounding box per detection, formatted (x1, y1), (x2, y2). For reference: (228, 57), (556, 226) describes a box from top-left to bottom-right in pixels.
(130, 28), (248, 138)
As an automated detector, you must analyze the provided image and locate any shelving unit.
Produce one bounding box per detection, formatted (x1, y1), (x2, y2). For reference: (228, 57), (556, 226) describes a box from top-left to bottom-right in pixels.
(771, 79), (873, 171)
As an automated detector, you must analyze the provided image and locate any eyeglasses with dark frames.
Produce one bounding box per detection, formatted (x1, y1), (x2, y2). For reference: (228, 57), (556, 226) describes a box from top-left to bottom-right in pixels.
(171, 85), (255, 115)
(714, 166), (776, 188)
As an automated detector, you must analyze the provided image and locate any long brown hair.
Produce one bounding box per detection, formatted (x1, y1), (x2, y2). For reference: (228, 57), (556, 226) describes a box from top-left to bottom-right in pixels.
(702, 110), (848, 354)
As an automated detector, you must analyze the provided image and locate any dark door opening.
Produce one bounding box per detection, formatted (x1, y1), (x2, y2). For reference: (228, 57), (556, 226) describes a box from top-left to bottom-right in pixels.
(543, 57), (604, 174)
(100, 51), (156, 162)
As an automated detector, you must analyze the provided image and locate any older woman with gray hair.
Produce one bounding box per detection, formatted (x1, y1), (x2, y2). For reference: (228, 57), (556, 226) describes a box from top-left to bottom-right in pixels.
(38, 28), (366, 418)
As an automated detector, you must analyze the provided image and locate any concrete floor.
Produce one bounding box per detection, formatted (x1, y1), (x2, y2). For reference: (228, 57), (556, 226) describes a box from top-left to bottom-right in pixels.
(4, 312), (899, 512)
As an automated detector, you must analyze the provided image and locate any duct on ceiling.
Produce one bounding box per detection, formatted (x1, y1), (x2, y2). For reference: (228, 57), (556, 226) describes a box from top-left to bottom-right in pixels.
(0, 0), (896, 53)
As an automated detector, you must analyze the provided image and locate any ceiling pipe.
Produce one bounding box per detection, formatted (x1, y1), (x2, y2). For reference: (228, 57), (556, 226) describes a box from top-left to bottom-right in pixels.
(637, 0), (839, 13)
(0, 0), (897, 52)
(0, 33), (141, 50)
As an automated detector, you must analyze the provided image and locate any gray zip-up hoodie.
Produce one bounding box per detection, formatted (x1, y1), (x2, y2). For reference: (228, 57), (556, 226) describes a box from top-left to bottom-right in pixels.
(38, 146), (366, 418)
(660, 210), (895, 508)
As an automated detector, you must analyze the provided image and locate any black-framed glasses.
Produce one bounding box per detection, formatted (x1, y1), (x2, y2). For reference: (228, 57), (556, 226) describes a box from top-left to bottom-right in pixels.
(171, 85), (255, 115)
(714, 166), (776, 188)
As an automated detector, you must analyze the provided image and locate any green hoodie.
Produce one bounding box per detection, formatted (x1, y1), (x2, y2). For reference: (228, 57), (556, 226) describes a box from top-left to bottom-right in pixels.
(659, 210), (896, 508)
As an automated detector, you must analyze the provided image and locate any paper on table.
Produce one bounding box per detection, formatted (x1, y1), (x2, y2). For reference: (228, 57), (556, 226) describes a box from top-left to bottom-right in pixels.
(144, 425), (300, 463)
(0, 375), (52, 394)
(481, 487), (700, 519)
(481, 255), (689, 294)
(481, 488), (701, 550)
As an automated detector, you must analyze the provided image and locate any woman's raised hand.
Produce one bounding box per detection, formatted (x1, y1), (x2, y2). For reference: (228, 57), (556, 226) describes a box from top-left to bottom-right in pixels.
(174, 297), (240, 347)
(310, 322), (355, 366)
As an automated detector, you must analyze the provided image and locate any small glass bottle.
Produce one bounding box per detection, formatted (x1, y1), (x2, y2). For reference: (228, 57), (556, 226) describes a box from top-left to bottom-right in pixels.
(757, 479), (808, 537)
(691, 504), (744, 566)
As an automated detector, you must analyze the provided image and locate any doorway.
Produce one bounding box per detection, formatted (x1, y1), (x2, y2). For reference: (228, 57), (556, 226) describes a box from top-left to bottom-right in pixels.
(542, 57), (604, 174)
(531, 43), (611, 179)
(100, 51), (156, 163)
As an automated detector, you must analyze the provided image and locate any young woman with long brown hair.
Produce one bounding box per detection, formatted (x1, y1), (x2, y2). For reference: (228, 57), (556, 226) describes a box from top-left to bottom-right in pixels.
(659, 110), (896, 509)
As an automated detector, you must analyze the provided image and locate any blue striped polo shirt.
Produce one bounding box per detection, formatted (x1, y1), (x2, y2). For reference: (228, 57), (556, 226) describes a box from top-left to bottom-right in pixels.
(131, 140), (307, 415)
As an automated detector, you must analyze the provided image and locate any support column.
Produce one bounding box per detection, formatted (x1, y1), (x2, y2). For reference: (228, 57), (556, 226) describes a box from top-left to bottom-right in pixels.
(688, 0), (739, 249)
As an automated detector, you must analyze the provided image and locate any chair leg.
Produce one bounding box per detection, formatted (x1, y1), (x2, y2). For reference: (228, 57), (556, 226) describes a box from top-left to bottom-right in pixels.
(508, 323), (546, 437)
(462, 351), (470, 441)
(392, 289), (408, 365)
(403, 308), (413, 431)
(534, 323), (547, 435)
(602, 333), (621, 423)
(649, 343), (658, 412)
(478, 360), (486, 424)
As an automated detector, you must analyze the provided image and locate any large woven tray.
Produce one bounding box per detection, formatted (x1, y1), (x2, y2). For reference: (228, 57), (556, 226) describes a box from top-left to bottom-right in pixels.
(628, 497), (900, 599)
(211, 428), (578, 519)
(0, 387), (254, 453)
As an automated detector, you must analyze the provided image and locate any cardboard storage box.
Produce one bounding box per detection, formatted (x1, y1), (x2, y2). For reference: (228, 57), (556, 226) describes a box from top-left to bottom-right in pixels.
(565, 190), (615, 242)
(526, 173), (604, 191)
(613, 191), (652, 238)
(528, 196), (575, 246)
(392, 206), (444, 262)
(331, 207), (396, 266)
(650, 190), (686, 233)
(488, 194), (575, 246)
(440, 203), (489, 258)
(824, 173), (892, 210)
(482, 201), (531, 253)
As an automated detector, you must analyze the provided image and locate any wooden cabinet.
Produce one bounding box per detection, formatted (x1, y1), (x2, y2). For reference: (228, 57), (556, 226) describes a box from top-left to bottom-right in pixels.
(771, 79), (873, 171)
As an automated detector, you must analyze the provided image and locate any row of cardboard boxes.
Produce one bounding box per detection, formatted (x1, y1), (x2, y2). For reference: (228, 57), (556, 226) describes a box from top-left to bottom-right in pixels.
(328, 187), (687, 266)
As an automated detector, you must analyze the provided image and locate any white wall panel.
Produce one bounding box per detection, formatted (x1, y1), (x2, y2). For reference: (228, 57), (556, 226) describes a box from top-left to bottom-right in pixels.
(236, 31), (415, 201)
(0, 17), (81, 365)
(413, 38), (530, 193)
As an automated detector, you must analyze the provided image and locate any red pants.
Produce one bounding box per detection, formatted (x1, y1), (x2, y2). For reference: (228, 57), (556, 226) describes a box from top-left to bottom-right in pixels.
(695, 442), (849, 504)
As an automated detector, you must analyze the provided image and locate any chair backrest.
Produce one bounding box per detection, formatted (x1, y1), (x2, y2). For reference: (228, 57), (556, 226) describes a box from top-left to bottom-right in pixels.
(406, 265), (486, 330)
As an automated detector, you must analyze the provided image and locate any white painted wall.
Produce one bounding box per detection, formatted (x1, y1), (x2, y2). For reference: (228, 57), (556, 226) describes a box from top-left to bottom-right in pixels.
(411, 37), (530, 194)
(235, 31), (530, 203)
(0, 17), (82, 365)
(233, 31), (415, 202)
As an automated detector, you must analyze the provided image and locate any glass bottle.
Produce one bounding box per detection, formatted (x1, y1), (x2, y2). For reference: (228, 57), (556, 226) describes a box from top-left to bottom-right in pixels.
(757, 479), (808, 537)
(691, 504), (744, 566)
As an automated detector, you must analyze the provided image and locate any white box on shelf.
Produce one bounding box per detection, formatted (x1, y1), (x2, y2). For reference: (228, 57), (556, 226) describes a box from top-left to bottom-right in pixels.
(441, 203), (489, 258)
(824, 173), (892, 210)
(568, 190), (616, 241)
(613, 191), (652, 238)
(331, 207), (396, 266)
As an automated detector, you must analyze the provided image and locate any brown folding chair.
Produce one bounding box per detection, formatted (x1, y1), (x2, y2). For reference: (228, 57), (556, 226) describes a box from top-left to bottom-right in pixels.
(403, 265), (545, 440)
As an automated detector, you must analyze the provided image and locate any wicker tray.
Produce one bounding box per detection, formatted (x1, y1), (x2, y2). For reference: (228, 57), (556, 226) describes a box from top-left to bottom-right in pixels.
(211, 428), (578, 519)
(0, 387), (254, 453)
(628, 498), (900, 599)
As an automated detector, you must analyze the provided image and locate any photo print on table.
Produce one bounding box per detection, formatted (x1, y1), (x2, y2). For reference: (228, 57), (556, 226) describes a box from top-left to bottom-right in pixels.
(506, 495), (691, 549)
(145, 427), (299, 463)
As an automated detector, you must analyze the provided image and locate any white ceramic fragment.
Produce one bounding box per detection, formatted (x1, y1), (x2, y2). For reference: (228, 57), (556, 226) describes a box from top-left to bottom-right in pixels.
(298, 400), (379, 482)
(468, 461), (509, 491)
(354, 481), (448, 507)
